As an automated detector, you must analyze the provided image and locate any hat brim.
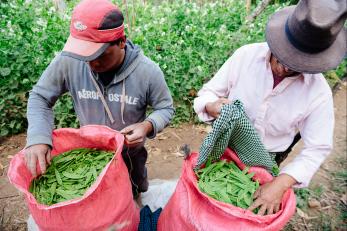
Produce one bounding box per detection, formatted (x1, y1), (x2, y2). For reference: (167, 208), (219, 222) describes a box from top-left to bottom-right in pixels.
(62, 35), (110, 61)
(266, 6), (346, 74)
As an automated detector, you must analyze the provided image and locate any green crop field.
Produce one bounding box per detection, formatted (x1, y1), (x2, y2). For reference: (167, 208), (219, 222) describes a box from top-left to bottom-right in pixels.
(0, 0), (345, 136)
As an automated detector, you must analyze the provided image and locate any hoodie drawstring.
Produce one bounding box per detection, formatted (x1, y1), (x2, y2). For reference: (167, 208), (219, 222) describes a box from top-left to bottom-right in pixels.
(89, 70), (115, 124)
(121, 79), (126, 124)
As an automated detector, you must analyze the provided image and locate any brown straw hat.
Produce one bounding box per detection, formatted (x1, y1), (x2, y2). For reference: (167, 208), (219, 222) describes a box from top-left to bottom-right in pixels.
(266, 0), (347, 74)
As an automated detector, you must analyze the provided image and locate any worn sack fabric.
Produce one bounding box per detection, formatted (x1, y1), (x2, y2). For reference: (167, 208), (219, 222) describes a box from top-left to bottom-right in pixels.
(8, 125), (139, 231)
(158, 149), (296, 231)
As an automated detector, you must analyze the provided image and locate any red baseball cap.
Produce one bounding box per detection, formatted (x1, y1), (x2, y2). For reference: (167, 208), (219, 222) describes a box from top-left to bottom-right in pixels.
(63, 0), (125, 61)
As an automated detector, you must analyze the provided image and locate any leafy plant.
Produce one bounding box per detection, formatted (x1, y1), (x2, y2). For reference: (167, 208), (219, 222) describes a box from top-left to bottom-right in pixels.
(0, 0), (345, 137)
(294, 188), (311, 209)
(0, 0), (71, 135)
(294, 186), (325, 209)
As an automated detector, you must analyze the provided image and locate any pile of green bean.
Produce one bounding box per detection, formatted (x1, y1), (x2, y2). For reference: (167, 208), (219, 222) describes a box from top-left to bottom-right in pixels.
(196, 159), (259, 209)
(29, 148), (114, 205)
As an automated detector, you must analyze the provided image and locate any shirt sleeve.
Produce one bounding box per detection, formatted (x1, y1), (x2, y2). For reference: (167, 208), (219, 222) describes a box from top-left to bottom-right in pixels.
(145, 67), (174, 139)
(193, 49), (242, 122)
(26, 55), (68, 147)
(280, 93), (334, 188)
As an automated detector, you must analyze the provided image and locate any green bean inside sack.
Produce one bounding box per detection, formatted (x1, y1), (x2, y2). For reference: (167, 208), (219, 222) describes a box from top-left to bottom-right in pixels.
(29, 148), (114, 205)
(196, 159), (259, 210)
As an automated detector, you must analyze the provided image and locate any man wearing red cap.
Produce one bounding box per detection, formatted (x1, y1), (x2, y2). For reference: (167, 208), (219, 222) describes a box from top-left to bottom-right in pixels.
(24, 0), (174, 200)
(194, 0), (346, 215)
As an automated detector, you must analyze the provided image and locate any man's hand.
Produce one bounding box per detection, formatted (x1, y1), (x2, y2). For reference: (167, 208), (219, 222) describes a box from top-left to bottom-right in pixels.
(120, 121), (153, 147)
(205, 98), (231, 118)
(248, 174), (297, 215)
(24, 144), (51, 177)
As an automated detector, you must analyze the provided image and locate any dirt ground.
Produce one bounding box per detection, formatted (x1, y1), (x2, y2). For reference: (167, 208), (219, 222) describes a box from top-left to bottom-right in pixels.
(0, 84), (346, 230)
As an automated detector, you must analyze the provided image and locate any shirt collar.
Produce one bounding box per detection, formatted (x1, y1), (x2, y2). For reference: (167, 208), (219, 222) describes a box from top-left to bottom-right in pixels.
(301, 73), (311, 85)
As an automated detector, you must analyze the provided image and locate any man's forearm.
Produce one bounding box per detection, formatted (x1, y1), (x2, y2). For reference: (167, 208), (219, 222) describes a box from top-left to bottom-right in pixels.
(26, 91), (54, 147)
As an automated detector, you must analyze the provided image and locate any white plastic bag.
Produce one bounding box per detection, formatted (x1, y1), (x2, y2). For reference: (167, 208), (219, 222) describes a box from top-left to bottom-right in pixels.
(141, 179), (178, 211)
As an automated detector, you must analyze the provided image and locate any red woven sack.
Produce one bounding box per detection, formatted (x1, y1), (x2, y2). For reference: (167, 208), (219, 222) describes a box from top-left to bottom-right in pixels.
(158, 148), (296, 231)
(8, 125), (139, 231)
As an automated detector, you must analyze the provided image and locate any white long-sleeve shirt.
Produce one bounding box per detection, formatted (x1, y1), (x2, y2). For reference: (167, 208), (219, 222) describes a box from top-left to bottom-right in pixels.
(194, 42), (334, 187)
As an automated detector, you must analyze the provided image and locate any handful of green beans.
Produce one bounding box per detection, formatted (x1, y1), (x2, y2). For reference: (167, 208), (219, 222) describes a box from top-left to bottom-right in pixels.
(29, 148), (114, 205)
(196, 159), (259, 210)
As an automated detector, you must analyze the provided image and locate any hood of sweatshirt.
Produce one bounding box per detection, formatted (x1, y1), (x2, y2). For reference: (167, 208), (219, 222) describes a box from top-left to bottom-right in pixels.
(116, 40), (141, 77)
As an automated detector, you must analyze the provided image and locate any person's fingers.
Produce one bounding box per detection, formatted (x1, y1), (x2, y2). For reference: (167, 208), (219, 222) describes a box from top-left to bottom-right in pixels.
(28, 151), (37, 177)
(38, 152), (47, 175)
(267, 204), (274, 215)
(217, 100), (225, 107)
(218, 98), (231, 110)
(248, 198), (262, 212)
(128, 137), (143, 143)
(253, 188), (261, 199)
(120, 128), (130, 134)
(124, 138), (143, 148)
(125, 135), (143, 145)
(120, 125), (134, 134)
(46, 148), (51, 164)
(274, 203), (281, 213)
(220, 98), (230, 104)
(257, 204), (267, 216)
(124, 129), (142, 144)
(125, 131), (142, 142)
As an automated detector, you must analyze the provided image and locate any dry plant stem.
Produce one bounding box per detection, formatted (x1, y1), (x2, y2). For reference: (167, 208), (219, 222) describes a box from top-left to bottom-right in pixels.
(246, 0), (272, 22)
(0, 195), (19, 200)
(132, 0), (136, 32)
(302, 217), (309, 231)
(123, 0), (131, 37)
(246, 0), (252, 15)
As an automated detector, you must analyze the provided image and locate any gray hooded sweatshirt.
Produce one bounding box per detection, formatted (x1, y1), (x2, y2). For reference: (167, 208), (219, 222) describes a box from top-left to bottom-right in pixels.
(26, 41), (174, 147)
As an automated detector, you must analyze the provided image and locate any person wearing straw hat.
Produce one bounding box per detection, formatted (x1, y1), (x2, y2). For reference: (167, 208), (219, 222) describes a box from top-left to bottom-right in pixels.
(24, 0), (174, 201)
(194, 0), (346, 215)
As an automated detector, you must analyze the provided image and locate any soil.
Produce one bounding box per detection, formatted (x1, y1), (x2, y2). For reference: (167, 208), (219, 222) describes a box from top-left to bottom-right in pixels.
(0, 84), (346, 231)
